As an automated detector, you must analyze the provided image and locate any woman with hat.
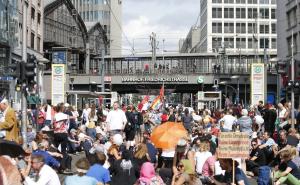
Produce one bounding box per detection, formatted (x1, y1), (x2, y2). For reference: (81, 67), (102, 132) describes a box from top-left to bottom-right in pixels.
(65, 158), (98, 185)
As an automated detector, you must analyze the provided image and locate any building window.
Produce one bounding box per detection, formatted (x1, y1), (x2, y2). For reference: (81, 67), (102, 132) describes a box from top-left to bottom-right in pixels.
(271, 0), (276, 4)
(236, 38), (246, 48)
(224, 0), (234, 3)
(31, 32), (35, 49)
(224, 8), (234, 18)
(259, 24), (269, 34)
(271, 9), (276, 19)
(224, 37), (234, 48)
(248, 8), (258, 19)
(31, 7), (35, 20)
(37, 13), (41, 24)
(212, 23), (222, 33)
(236, 23), (246, 34)
(271, 38), (276, 49)
(212, 0), (222, 3)
(260, 8), (269, 19)
(248, 0), (257, 4)
(224, 23), (234, 33)
(259, 0), (269, 4)
(236, 0), (246, 3)
(236, 8), (246, 19)
(212, 8), (222, 18)
(248, 38), (254, 48)
(287, 8), (297, 28)
(248, 23), (256, 33)
(260, 38), (269, 49)
(37, 37), (40, 52)
(212, 37), (222, 49)
(271, 23), (276, 34)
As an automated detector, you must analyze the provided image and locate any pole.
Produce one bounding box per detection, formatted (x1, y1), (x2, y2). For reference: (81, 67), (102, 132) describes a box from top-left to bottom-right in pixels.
(277, 74), (281, 104)
(237, 79), (240, 104)
(21, 2), (27, 148)
(101, 49), (105, 92)
(291, 30), (295, 129)
(244, 80), (247, 108)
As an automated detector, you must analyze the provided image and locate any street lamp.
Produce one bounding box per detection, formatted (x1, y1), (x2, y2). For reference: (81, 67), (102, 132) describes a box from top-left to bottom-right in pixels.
(231, 75), (240, 104)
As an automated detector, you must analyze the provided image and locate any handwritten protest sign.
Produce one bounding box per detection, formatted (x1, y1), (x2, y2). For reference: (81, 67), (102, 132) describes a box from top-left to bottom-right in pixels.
(218, 132), (249, 159)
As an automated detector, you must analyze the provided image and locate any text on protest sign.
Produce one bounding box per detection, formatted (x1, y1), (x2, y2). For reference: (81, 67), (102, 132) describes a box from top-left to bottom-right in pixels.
(218, 132), (249, 159)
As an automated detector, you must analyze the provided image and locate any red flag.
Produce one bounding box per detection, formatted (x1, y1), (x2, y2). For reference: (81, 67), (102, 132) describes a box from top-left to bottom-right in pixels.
(138, 96), (149, 111)
(159, 84), (164, 97)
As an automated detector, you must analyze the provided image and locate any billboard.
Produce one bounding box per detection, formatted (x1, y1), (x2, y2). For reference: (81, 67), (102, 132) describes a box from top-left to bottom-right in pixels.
(51, 64), (65, 105)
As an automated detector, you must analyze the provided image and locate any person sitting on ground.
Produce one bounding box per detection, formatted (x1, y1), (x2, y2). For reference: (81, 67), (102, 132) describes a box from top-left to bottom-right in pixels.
(134, 162), (165, 185)
(172, 159), (201, 185)
(110, 150), (139, 185)
(86, 151), (111, 185)
(212, 158), (250, 185)
(274, 149), (300, 185)
(65, 158), (98, 185)
(22, 154), (61, 185)
(133, 143), (151, 171)
(246, 138), (267, 176)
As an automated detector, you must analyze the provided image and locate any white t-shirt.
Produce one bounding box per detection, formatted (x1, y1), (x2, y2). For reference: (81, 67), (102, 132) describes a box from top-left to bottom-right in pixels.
(279, 108), (287, 119)
(195, 151), (212, 174)
(106, 109), (127, 130)
(219, 114), (237, 131)
(25, 164), (61, 185)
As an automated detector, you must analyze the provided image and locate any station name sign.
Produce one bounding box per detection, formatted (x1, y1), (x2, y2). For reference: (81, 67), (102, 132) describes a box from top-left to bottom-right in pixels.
(121, 76), (188, 82)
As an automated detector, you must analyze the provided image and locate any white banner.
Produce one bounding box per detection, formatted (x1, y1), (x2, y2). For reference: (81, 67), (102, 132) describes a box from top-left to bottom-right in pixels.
(251, 63), (265, 105)
(51, 64), (65, 106)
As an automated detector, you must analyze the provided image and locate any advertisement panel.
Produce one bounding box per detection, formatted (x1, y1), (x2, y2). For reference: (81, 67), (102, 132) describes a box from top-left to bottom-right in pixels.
(251, 63), (265, 105)
(51, 64), (65, 105)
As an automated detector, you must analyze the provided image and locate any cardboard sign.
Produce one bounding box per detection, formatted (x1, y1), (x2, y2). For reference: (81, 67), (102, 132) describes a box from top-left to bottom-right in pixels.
(218, 132), (249, 159)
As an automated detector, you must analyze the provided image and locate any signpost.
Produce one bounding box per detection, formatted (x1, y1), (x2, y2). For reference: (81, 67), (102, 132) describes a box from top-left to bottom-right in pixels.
(51, 64), (65, 105)
(251, 63), (265, 105)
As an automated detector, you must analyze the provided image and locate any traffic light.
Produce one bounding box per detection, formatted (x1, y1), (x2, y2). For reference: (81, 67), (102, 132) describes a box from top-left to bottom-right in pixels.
(22, 55), (37, 83)
(287, 80), (300, 89)
(276, 60), (288, 75)
(7, 60), (21, 79)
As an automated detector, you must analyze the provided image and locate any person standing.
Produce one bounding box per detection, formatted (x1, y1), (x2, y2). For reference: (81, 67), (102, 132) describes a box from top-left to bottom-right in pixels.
(53, 103), (69, 154)
(263, 104), (277, 136)
(0, 98), (19, 143)
(106, 102), (127, 136)
(219, 109), (237, 132)
(82, 103), (91, 126)
(181, 108), (193, 133)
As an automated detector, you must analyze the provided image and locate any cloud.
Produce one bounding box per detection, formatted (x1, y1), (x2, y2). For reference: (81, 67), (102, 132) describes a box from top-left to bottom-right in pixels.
(122, 0), (199, 55)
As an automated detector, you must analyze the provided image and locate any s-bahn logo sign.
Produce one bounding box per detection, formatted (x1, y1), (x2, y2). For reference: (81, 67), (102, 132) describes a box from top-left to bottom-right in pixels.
(121, 76), (188, 83)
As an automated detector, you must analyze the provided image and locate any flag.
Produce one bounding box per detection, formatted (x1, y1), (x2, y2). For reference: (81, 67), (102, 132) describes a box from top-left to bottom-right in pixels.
(150, 96), (162, 110)
(138, 96), (149, 111)
(160, 83), (164, 97)
(150, 84), (164, 110)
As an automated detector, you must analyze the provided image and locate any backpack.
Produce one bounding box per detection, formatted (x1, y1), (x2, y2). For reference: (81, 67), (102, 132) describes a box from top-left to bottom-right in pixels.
(257, 166), (271, 185)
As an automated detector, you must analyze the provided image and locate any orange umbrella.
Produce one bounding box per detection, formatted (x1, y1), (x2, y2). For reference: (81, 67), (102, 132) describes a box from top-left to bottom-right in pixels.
(150, 122), (188, 149)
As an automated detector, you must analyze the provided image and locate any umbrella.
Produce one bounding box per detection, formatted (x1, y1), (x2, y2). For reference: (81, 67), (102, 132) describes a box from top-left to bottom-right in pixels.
(150, 122), (188, 149)
(0, 140), (25, 158)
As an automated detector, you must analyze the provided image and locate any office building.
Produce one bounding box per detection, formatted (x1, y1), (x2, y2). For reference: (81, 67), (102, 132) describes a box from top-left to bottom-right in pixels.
(71, 0), (122, 56)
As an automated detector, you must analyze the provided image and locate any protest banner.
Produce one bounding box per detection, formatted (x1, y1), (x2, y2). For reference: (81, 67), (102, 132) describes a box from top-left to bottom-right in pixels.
(218, 132), (250, 159)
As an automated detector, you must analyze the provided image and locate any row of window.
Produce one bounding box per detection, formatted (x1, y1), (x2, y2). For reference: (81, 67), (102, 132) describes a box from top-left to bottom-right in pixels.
(212, 0), (276, 4)
(212, 37), (276, 49)
(77, 0), (109, 5)
(212, 22), (276, 34)
(79, 10), (110, 22)
(212, 8), (276, 19)
(30, 7), (41, 24)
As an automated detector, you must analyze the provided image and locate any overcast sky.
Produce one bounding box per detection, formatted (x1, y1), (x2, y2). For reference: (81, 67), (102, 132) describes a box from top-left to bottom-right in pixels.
(122, 0), (200, 55)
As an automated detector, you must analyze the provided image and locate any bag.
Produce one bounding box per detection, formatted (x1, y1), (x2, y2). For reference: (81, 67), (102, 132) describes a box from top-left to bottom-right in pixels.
(257, 166), (271, 185)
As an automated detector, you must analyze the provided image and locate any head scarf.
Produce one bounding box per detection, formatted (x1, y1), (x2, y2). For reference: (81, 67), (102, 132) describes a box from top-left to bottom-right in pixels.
(138, 162), (156, 185)
(181, 159), (194, 175)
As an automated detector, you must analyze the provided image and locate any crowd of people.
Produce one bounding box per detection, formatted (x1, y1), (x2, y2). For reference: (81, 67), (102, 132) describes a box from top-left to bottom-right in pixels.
(1, 98), (300, 185)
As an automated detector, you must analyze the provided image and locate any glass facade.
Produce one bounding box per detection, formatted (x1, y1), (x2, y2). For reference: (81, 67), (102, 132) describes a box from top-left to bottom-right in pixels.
(0, 0), (18, 46)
